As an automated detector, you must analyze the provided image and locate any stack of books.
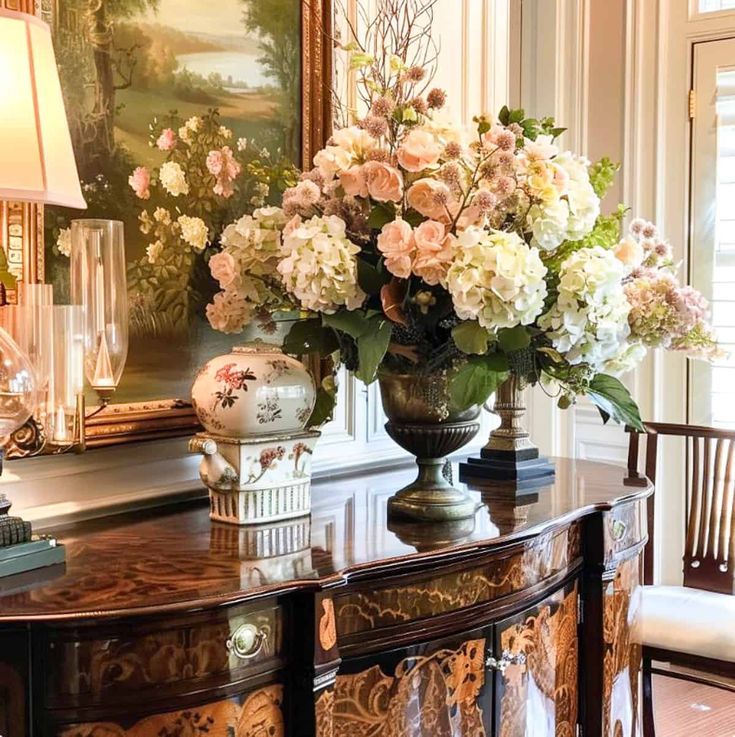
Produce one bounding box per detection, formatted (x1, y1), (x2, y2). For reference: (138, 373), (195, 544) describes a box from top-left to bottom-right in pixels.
(0, 494), (64, 582)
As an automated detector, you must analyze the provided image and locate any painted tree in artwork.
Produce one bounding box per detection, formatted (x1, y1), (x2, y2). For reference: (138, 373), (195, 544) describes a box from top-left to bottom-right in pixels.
(240, 0), (301, 156)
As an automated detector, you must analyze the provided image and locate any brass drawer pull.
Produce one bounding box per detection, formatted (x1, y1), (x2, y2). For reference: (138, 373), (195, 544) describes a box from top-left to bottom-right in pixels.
(226, 623), (267, 660)
(486, 649), (527, 674)
(612, 519), (627, 541)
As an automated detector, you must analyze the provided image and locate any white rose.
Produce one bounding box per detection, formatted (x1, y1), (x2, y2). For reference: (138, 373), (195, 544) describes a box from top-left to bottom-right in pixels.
(159, 161), (189, 197)
(177, 215), (208, 252)
(313, 145), (353, 178)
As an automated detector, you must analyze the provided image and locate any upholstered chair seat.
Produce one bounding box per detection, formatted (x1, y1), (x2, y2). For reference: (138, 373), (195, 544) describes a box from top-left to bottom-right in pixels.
(641, 585), (735, 661)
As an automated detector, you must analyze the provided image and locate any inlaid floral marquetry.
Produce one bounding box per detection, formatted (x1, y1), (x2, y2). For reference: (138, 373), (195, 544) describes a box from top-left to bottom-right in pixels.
(335, 525), (580, 636)
(603, 558), (642, 737)
(332, 639), (487, 736)
(57, 684), (283, 737)
(496, 585), (579, 737)
(319, 598), (337, 651)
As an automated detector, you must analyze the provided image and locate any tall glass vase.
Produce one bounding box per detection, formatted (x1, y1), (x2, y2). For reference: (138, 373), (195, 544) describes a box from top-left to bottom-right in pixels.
(70, 219), (128, 401)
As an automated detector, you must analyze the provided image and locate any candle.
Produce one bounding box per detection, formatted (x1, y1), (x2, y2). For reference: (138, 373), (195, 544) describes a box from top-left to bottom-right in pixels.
(53, 405), (67, 443)
(92, 331), (115, 389)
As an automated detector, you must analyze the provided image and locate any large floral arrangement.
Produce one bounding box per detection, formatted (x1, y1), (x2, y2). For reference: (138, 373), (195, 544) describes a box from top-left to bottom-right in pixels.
(203, 2), (720, 429)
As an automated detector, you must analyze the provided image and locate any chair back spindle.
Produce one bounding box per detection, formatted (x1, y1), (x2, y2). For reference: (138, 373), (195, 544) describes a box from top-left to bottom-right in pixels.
(627, 423), (735, 594)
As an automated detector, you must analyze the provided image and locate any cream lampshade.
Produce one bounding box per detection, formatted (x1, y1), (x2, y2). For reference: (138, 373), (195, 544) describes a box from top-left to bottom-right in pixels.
(0, 8), (86, 209)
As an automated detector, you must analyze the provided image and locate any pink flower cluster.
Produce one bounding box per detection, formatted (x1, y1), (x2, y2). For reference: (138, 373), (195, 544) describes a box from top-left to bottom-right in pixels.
(377, 218), (455, 285)
(206, 146), (242, 198)
(625, 269), (710, 350)
(128, 166), (150, 200)
(156, 128), (176, 151)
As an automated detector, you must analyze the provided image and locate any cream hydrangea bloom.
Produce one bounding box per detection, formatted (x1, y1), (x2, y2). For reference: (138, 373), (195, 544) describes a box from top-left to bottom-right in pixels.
(278, 215), (365, 313)
(205, 289), (256, 334)
(159, 161), (189, 197)
(555, 152), (600, 241)
(538, 246), (631, 372)
(177, 215), (208, 252)
(445, 227), (548, 329)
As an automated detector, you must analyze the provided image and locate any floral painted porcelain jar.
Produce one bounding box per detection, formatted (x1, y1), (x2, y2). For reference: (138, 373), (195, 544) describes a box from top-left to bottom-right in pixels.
(190, 342), (319, 526)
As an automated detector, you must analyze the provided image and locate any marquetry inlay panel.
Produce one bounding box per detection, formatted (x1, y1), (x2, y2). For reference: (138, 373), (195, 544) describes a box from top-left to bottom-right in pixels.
(603, 557), (642, 737)
(57, 684), (283, 737)
(335, 524), (580, 636)
(332, 639), (487, 736)
(46, 606), (282, 705)
(496, 585), (579, 737)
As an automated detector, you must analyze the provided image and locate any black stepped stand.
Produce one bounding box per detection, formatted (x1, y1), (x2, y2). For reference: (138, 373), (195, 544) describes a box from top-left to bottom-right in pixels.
(459, 446), (556, 499)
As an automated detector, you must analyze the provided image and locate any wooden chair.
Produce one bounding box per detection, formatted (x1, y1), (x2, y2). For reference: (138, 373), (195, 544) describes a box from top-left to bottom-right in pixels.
(627, 422), (735, 737)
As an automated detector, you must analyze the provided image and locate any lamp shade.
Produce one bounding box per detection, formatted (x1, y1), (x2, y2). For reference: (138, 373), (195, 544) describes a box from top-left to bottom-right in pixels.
(0, 8), (86, 209)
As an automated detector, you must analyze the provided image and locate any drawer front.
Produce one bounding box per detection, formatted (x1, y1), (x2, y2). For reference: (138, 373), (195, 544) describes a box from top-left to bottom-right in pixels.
(335, 523), (581, 640)
(603, 500), (646, 564)
(54, 682), (284, 737)
(43, 602), (283, 708)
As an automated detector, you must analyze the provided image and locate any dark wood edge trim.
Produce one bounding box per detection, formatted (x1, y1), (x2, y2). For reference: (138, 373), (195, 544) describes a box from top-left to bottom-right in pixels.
(337, 561), (583, 658)
(336, 524), (576, 595)
(605, 537), (649, 572)
(0, 494), (651, 624)
(645, 645), (735, 683)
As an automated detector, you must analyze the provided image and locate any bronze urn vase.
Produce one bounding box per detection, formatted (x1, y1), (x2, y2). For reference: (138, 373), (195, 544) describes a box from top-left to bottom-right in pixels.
(378, 371), (481, 522)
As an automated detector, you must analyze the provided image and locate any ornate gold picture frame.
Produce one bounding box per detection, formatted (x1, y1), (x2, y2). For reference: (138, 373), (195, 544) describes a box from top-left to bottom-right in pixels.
(0, 0), (332, 450)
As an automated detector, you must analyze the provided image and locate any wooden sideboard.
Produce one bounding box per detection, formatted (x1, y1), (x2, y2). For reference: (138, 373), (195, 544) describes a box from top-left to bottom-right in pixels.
(0, 457), (651, 737)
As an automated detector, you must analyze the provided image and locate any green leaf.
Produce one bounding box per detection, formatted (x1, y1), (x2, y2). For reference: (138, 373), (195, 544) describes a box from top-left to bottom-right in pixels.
(356, 317), (392, 384)
(307, 386), (337, 427)
(357, 259), (390, 296)
(368, 202), (396, 230)
(586, 374), (644, 431)
(508, 107), (525, 124)
(449, 358), (509, 411)
(283, 319), (339, 355)
(322, 311), (370, 340)
(588, 157), (621, 199)
(452, 321), (491, 355)
(497, 106), (510, 126)
(498, 326), (531, 353)
(403, 209), (425, 227)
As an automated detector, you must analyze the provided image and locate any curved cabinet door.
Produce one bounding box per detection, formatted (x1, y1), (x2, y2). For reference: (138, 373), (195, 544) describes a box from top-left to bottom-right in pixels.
(493, 581), (580, 737)
(332, 628), (493, 736)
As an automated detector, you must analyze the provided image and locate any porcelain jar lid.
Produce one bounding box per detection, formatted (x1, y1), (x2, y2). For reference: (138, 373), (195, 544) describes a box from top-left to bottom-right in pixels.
(232, 342), (284, 355)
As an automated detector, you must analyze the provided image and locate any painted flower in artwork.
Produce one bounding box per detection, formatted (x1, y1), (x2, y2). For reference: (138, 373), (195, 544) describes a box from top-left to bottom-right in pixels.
(206, 146), (242, 198)
(128, 166), (151, 200)
(159, 161), (189, 197)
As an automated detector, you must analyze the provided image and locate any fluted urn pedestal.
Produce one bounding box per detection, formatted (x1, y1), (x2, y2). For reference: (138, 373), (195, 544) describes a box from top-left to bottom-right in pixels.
(459, 375), (555, 497)
(378, 371), (481, 522)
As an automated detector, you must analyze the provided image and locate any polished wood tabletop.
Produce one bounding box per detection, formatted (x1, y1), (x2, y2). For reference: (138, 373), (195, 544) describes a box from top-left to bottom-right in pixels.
(0, 457), (650, 621)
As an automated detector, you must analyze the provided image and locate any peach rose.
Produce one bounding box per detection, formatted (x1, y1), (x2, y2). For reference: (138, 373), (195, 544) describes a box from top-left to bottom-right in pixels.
(209, 251), (239, 289)
(407, 179), (456, 222)
(364, 161), (403, 202)
(377, 219), (415, 279)
(456, 204), (485, 231)
(340, 165), (369, 198)
(397, 129), (442, 172)
(412, 220), (455, 286)
(614, 236), (644, 269)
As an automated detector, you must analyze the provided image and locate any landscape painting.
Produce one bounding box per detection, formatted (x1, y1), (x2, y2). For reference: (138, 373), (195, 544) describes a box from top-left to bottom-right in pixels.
(44, 0), (304, 404)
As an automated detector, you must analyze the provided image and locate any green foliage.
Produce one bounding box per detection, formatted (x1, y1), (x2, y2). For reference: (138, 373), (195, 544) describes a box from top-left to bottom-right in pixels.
(452, 322), (491, 355)
(449, 355), (509, 411)
(368, 202), (397, 230)
(498, 326), (531, 353)
(586, 374), (644, 431)
(357, 260), (391, 296)
(308, 384), (338, 428)
(283, 319), (340, 355)
(588, 157), (621, 199)
(495, 107), (565, 141)
(322, 312), (392, 384)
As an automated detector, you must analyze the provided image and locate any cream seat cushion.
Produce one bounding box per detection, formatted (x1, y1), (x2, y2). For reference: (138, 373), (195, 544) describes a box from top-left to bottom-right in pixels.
(641, 585), (735, 661)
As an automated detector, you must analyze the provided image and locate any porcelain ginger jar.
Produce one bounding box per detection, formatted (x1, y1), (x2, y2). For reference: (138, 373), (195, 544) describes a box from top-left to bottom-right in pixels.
(190, 343), (319, 526)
